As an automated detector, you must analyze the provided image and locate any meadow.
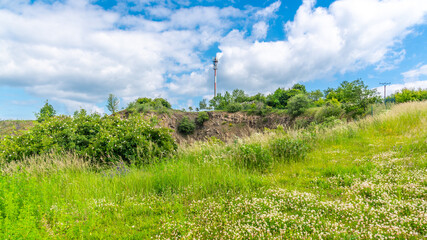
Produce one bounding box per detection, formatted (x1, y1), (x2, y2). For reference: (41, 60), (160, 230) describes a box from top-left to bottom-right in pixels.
(0, 101), (426, 239)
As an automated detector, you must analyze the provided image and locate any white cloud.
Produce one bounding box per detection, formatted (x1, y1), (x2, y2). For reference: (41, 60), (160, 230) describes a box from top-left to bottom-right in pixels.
(1, 0), (427, 115)
(402, 64), (427, 82)
(217, 0), (427, 91)
(375, 80), (427, 97)
(0, 0), (245, 112)
(255, 1), (281, 19)
(252, 21), (268, 40)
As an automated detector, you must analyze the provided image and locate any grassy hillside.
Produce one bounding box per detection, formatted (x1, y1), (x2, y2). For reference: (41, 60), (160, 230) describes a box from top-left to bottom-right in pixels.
(0, 120), (34, 138)
(0, 101), (426, 239)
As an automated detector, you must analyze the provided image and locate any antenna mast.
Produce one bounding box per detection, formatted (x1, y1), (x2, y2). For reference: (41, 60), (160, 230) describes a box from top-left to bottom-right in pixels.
(213, 57), (218, 97)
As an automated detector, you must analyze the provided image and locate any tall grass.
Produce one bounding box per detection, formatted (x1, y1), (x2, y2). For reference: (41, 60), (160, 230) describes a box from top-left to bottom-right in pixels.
(0, 101), (426, 239)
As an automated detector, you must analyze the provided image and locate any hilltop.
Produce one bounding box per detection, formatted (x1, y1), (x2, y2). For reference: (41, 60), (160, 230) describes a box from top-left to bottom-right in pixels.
(0, 101), (425, 239)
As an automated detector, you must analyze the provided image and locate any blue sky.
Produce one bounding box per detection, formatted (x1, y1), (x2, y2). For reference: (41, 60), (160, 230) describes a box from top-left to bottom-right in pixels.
(1, 0), (427, 119)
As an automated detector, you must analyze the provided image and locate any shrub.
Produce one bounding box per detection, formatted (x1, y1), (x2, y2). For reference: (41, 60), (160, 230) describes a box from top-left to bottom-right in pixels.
(129, 97), (172, 113)
(270, 137), (310, 162)
(0, 113), (177, 165)
(178, 117), (195, 135)
(394, 88), (427, 103)
(315, 99), (344, 123)
(154, 98), (172, 109)
(235, 143), (272, 172)
(195, 112), (209, 126)
(136, 97), (152, 105)
(226, 102), (243, 113)
(287, 94), (311, 117)
(246, 102), (270, 116)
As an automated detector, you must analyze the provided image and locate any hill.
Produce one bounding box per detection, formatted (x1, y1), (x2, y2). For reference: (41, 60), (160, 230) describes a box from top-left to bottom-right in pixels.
(0, 120), (34, 138)
(0, 101), (426, 239)
(142, 110), (293, 143)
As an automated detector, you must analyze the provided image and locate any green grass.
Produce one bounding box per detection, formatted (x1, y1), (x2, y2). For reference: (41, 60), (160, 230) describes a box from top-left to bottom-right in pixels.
(0, 101), (426, 239)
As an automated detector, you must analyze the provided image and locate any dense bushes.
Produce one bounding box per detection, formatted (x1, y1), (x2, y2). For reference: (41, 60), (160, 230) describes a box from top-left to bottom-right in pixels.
(205, 79), (381, 120)
(226, 102), (243, 113)
(287, 94), (311, 117)
(178, 117), (195, 135)
(195, 112), (209, 126)
(127, 97), (172, 113)
(393, 88), (427, 103)
(325, 79), (380, 117)
(0, 112), (177, 164)
(315, 99), (344, 123)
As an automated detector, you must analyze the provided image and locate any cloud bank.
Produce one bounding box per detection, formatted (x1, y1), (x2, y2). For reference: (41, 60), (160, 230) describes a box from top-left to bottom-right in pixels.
(0, 0), (426, 113)
(218, 0), (427, 92)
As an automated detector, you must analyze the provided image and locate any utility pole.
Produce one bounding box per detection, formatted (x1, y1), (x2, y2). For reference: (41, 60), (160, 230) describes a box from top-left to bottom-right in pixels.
(379, 82), (391, 107)
(213, 57), (218, 97)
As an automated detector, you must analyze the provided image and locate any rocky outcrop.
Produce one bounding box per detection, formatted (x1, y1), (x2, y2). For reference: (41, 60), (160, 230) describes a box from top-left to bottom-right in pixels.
(143, 111), (292, 144)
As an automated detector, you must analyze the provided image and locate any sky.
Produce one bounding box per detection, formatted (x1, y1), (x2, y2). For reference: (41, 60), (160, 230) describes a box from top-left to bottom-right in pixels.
(0, 0), (427, 119)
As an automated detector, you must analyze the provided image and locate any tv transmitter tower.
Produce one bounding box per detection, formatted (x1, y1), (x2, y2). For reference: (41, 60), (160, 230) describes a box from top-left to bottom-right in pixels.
(213, 56), (218, 97)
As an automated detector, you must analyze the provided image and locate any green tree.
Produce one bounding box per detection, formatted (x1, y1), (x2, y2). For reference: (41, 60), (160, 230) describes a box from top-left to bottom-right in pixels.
(292, 83), (307, 93)
(266, 87), (302, 109)
(325, 79), (379, 117)
(232, 89), (248, 103)
(287, 94), (311, 117)
(107, 94), (120, 114)
(154, 98), (172, 108)
(308, 89), (324, 101)
(35, 100), (56, 122)
(199, 99), (208, 110)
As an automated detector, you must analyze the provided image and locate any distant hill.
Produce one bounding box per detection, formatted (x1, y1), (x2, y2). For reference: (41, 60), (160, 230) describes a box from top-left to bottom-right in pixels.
(0, 120), (34, 138)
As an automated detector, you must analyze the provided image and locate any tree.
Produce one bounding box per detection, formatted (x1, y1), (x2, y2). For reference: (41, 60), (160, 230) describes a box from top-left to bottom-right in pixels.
(107, 94), (120, 114)
(35, 100), (56, 122)
(154, 98), (172, 108)
(199, 99), (208, 110)
(266, 87), (302, 109)
(287, 94), (311, 117)
(292, 83), (307, 93)
(308, 89), (324, 101)
(325, 79), (379, 117)
(232, 89), (248, 103)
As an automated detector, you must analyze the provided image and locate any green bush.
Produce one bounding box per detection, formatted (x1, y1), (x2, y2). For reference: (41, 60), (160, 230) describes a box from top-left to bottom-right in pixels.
(0, 112), (177, 165)
(394, 88), (427, 103)
(226, 102), (243, 113)
(235, 143), (272, 172)
(195, 112), (209, 126)
(245, 102), (271, 116)
(128, 97), (172, 113)
(287, 94), (311, 117)
(270, 137), (310, 162)
(315, 99), (344, 123)
(136, 97), (152, 105)
(154, 98), (172, 109)
(178, 117), (195, 135)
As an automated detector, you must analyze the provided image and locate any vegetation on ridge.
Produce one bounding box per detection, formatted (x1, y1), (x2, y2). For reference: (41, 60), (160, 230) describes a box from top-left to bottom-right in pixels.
(0, 101), (425, 239)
